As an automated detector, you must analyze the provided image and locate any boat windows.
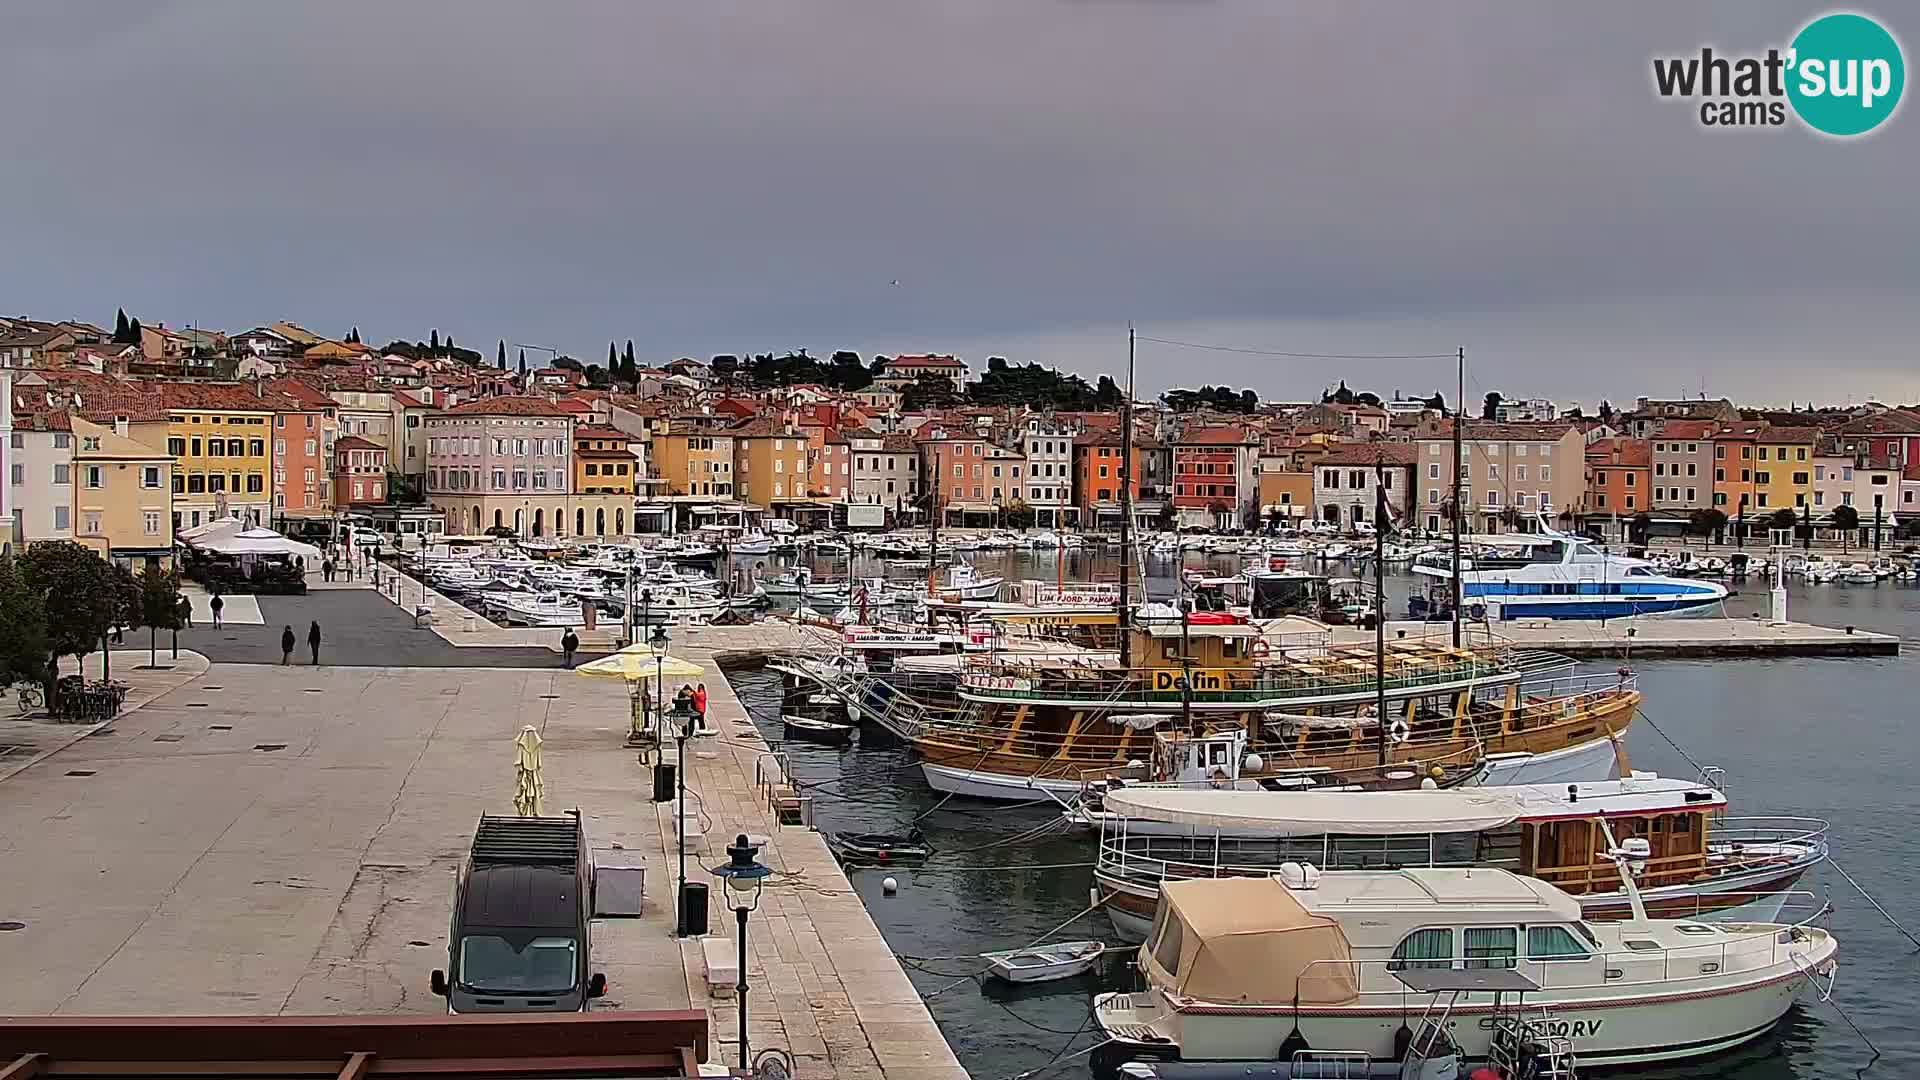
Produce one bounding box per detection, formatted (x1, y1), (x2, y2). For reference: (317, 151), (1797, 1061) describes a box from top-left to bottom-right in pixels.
(1622, 939), (1662, 952)
(1387, 927), (1453, 971)
(1572, 922), (1602, 950)
(1463, 926), (1518, 970)
(1149, 909), (1185, 975)
(1673, 923), (1719, 936)
(1525, 925), (1591, 961)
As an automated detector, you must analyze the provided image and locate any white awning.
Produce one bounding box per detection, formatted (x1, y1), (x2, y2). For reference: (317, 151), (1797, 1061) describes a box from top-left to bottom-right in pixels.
(1100, 787), (1525, 835)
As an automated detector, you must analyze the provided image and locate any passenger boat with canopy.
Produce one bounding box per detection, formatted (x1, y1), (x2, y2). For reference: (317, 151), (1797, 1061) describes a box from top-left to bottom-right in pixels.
(1090, 862), (1837, 1074)
(1087, 776), (1828, 942)
(909, 610), (1639, 801)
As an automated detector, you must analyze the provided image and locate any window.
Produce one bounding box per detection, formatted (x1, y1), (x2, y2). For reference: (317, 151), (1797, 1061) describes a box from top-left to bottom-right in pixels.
(53, 463), (71, 485)
(144, 510), (163, 535)
(207, 473), (226, 493)
(54, 506), (70, 531)
(246, 474), (264, 493)
(249, 439), (265, 457)
(84, 465), (103, 488)
(1487, 490), (1501, 506)
(1389, 928), (1453, 971)
(1624, 473), (1635, 487)
(304, 467), (315, 484)
(1464, 926), (1518, 969)
(227, 439), (243, 456)
(1527, 925), (1591, 960)
(208, 440), (225, 457)
(492, 468), (507, 488)
(52, 433), (70, 449)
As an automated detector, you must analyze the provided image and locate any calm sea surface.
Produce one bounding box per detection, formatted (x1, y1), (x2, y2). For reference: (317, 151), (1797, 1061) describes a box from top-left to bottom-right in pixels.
(723, 547), (1920, 1080)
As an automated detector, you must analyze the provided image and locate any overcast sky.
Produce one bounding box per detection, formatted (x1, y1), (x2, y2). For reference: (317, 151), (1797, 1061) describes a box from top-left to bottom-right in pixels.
(2, 2), (1915, 407)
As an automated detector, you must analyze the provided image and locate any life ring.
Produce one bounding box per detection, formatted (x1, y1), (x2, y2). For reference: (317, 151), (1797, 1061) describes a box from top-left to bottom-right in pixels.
(1250, 638), (1271, 659)
(1208, 768), (1230, 789)
(1387, 719), (1412, 745)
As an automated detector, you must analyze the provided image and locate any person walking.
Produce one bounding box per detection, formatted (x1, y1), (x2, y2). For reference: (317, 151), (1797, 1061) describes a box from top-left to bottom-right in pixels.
(307, 621), (322, 665)
(322, 558), (334, 584)
(560, 628), (579, 669)
(280, 625), (296, 665)
(692, 682), (709, 722)
(177, 594), (193, 629)
(209, 593), (224, 630)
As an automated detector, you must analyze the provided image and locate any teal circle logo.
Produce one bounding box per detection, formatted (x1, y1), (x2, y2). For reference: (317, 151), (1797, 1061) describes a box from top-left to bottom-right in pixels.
(1787, 13), (1904, 136)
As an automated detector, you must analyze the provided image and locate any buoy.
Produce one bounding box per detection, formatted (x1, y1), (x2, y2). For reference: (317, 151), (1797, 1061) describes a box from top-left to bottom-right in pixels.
(882, 876), (899, 895)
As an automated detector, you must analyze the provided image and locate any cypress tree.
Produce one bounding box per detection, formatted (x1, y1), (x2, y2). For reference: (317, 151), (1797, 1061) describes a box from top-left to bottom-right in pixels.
(497, 339), (507, 367)
(430, 329), (440, 352)
(113, 308), (130, 342)
(518, 349), (527, 376)
(609, 341), (618, 368)
(128, 317), (143, 342)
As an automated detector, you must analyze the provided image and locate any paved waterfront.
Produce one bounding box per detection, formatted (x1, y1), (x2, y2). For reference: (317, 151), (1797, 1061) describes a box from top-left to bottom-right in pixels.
(0, 618), (962, 1080)
(174, 588), (582, 668)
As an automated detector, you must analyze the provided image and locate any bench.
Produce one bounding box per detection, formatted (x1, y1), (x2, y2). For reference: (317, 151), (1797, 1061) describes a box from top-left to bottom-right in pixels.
(700, 935), (739, 995)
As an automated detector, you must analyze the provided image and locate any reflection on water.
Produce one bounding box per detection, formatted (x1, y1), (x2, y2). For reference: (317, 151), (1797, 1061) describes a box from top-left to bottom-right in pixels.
(720, 546), (1920, 1079)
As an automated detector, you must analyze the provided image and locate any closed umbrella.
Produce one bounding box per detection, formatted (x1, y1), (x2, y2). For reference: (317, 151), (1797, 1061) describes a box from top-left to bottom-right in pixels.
(513, 725), (545, 817)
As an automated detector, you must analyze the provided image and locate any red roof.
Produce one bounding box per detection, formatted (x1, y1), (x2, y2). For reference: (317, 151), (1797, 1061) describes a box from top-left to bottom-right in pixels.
(1653, 420), (1716, 439)
(574, 425), (627, 440)
(882, 354), (964, 369)
(333, 435), (383, 452)
(264, 378), (338, 409)
(1317, 442), (1418, 466)
(442, 395), (571, 418)
(389, 390), (428, 409)
(1178, 426), (1253, 446)
(1839, 409), (1920, 437)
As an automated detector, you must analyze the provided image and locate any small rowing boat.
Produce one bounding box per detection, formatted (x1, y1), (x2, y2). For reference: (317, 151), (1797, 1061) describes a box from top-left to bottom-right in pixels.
(782, 713), (856, 746)
(981, 940), (1104, 984)
(825, 828), (933, 863)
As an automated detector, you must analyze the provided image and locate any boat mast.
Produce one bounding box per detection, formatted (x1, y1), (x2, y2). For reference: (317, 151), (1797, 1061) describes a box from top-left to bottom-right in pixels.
(1374, 456), (1388, 768)
(927, 444), (941, 630)
(1118, 325), (1136, 668)
(1451, 346), (1465, 647)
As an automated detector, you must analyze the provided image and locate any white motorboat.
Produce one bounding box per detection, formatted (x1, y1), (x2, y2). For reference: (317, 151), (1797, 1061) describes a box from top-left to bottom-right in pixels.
(731, 532), (774, 556)
(1413, 524), (1726, 620)
(981, 940), (1104, 984)
(936, 563), (1003, 601)
(1091, 861), (1837, 1073)
(486, 591), (584, 627)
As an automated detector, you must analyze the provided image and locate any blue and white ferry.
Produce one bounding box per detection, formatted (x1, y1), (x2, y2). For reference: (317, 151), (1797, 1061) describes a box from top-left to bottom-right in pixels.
(1411, 527), (1726, 620)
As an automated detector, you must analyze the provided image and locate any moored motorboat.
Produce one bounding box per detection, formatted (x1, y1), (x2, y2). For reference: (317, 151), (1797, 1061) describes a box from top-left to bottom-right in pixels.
(1090, 863), (1837, 1074)
(825, 828), (933, 863)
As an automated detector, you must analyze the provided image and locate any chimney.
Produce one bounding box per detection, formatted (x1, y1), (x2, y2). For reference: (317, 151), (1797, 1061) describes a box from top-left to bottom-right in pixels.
(115, 416), (129, 438)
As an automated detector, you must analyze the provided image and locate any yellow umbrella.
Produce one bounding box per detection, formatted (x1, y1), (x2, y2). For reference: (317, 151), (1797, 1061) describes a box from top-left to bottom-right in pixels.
(512, 725), (545, 817)
(575, 643), (705, 682)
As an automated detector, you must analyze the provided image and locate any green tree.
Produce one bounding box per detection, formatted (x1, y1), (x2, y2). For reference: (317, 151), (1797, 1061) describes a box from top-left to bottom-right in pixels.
(430, 329), (440, 352)
(1482, 391), (1503, 420)
(1630, 510), (1653, 545)
(1001, 498), (1035, 530)
(498, 339), (507, 368)
(20, 541), (119, 699)
(1768, 508), (1799, 534)
(136, 565), (183, 668)
(347, 326), (360, 344)
(113, 308), (131, 343)
(608, 341), (618, 369)
(1155, 503), (1176, 531)
(622, 340), (637, 383)
(1689, 507), (1728, 544)
(1423, 391), (1447, 413)
(0, 555), (49, 692)
(518, 348), (527, 377)
(901, 373), (960, 411)
(127, 317), (143, 343)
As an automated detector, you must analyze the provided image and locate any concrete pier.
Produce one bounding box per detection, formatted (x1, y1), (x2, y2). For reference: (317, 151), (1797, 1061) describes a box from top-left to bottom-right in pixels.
(0, 619), (961, 1080)
(1327, 615), (1901, 658)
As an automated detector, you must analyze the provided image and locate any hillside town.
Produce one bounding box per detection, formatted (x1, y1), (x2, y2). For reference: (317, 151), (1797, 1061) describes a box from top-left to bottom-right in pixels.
(5, 311), (1919, 572)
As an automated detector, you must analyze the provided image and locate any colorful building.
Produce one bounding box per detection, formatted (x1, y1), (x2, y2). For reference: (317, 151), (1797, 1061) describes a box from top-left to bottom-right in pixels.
(1649, 420), (1714, 512)
(424, 395), (576, 537)
(653, 421), (736, 499)
(1583, 437), (1652, 517)
(1752, 426), (1817, 513)
(572, 425), (638, 496)
(71, 416), (174, 568)
(730, 419), (811, 509)
(161, 384), (277, 529)
(1171, 425), (1258, 529)
(331, 435), (389, 507)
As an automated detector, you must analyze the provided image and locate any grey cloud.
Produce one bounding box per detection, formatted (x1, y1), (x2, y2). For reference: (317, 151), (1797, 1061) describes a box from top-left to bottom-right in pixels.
(1, 1), (1913, 403)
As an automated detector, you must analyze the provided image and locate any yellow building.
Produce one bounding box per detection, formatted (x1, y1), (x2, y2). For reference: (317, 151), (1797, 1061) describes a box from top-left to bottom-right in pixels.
(1753, 426), (1817, 513)
(731, 419), (811, 509)
(573, 425), (638, 495)
(71, 417), (175, 569)
(654, 421), (736, 498)
(160, 385), (276, 528)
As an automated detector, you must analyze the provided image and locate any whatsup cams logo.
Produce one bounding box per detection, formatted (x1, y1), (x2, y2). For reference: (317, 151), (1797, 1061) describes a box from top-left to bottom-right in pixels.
(1653, 11), (1904, 136)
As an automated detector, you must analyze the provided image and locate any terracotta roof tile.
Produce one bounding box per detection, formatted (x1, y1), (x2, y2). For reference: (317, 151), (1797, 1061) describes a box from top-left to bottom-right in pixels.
(442, 395), (571, 418)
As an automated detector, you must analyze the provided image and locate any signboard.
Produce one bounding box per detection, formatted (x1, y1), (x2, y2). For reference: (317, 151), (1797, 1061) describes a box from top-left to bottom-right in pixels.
(965, 675), (1034, 692)
(845, 503), (886, 528)
(1150, 668), (1236, 693)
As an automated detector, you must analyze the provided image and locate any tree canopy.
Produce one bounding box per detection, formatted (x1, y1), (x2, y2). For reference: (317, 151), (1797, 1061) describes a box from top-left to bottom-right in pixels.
(1482, 391), (1504, 420)
(971, 360), (1103, 410)
(1165, 385), (1258, 413)
(901, 373), (961, 411)
(20, 541), (120, 692)
(0, 555), (48, 689)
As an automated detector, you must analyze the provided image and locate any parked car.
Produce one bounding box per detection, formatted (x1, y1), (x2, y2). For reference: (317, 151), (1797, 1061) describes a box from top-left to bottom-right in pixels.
(351, 528), (385, 550)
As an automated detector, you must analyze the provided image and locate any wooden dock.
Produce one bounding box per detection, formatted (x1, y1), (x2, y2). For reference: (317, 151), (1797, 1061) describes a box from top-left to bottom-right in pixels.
(1326, 616), (1901, 658)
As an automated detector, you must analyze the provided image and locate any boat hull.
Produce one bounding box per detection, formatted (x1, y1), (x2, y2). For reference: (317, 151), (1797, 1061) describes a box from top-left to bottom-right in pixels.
(1094, 938), (1835, 1071)
(1476, 734), (1624, 786)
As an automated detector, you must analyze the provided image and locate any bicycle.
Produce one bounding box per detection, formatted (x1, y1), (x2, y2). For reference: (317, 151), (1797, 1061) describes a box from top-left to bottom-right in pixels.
(11, 682), (44, 717)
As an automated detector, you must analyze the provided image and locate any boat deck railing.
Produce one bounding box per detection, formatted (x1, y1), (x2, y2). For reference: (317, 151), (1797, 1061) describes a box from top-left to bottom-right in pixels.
(956, 653), (1524, 707)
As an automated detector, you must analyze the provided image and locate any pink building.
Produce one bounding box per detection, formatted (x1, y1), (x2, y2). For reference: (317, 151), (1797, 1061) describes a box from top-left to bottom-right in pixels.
(425, 396), (575, 536)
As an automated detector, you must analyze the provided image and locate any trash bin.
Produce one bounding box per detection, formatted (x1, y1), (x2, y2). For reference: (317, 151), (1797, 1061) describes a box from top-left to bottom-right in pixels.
(680, 881), (709, 937)
(652, 761), (675, 803)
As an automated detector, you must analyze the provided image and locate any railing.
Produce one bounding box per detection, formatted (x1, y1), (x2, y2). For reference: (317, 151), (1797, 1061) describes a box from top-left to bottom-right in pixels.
(1534, 817), (1829, 893)
(1097, 833), (1491, 891)
(956, 650), (1525, 707)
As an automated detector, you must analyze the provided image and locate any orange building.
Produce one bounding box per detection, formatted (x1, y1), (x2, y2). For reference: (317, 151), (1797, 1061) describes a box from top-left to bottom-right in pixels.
(265, 378), (337, 517)
(1709, 423), (1766, 518)
(1584, 437), (1651, 516)
(1072, 428), (1150, 528)
(331, 436), (388, 506)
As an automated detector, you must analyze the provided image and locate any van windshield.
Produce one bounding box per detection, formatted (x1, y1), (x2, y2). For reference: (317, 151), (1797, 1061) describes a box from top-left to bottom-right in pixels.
(458, 935), (578, 994)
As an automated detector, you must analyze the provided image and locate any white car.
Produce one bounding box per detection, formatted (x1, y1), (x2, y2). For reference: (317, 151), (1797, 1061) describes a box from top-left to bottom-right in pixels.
(351, 528), (385, 549)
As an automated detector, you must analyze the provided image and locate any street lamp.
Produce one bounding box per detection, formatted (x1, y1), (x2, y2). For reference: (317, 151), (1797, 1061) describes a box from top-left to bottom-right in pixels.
(710, 834), (772, 1070)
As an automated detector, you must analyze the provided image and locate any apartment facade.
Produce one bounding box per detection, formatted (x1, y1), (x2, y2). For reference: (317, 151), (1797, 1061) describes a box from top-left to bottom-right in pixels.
(1752, 426), (1817, 513)
(163, 387), (275, 529)
(1583, 438), (1651, 516)
(573, 425), (638, 495)
(10, 411), (73, 542)
(847, 432), (918, 510)
(1312, 444), (1415, 527)
(1413, 421), (1586, 534)
(920, 432), (994, 515)
(654, 422), (736, 498)
(424, 395), (576, 537)
(1649, 420), (1713, 512)
(332, 436), (389, 507)
(71, 416), (173, 567)
(1171, 426), (1258, 529)
(732, 421), (811, 508)
(1021, 416), (1077, 527)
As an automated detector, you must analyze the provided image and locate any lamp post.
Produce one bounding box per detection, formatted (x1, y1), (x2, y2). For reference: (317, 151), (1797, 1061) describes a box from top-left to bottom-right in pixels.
(711, 834), (772, 1070)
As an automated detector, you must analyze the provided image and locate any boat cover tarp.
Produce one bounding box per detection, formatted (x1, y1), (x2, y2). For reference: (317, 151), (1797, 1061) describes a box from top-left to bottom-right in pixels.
(1102, 787), (1524, 836)
(1148, 877), (1358, 1006)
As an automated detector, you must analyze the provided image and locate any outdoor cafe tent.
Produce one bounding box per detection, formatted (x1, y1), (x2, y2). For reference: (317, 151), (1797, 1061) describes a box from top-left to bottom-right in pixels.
(185, 524), (323, 565)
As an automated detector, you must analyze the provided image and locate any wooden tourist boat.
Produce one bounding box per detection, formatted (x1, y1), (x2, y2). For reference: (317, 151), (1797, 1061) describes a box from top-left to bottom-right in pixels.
(910, 613), (1639, 801)
(1088, 776), (1829, 942)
